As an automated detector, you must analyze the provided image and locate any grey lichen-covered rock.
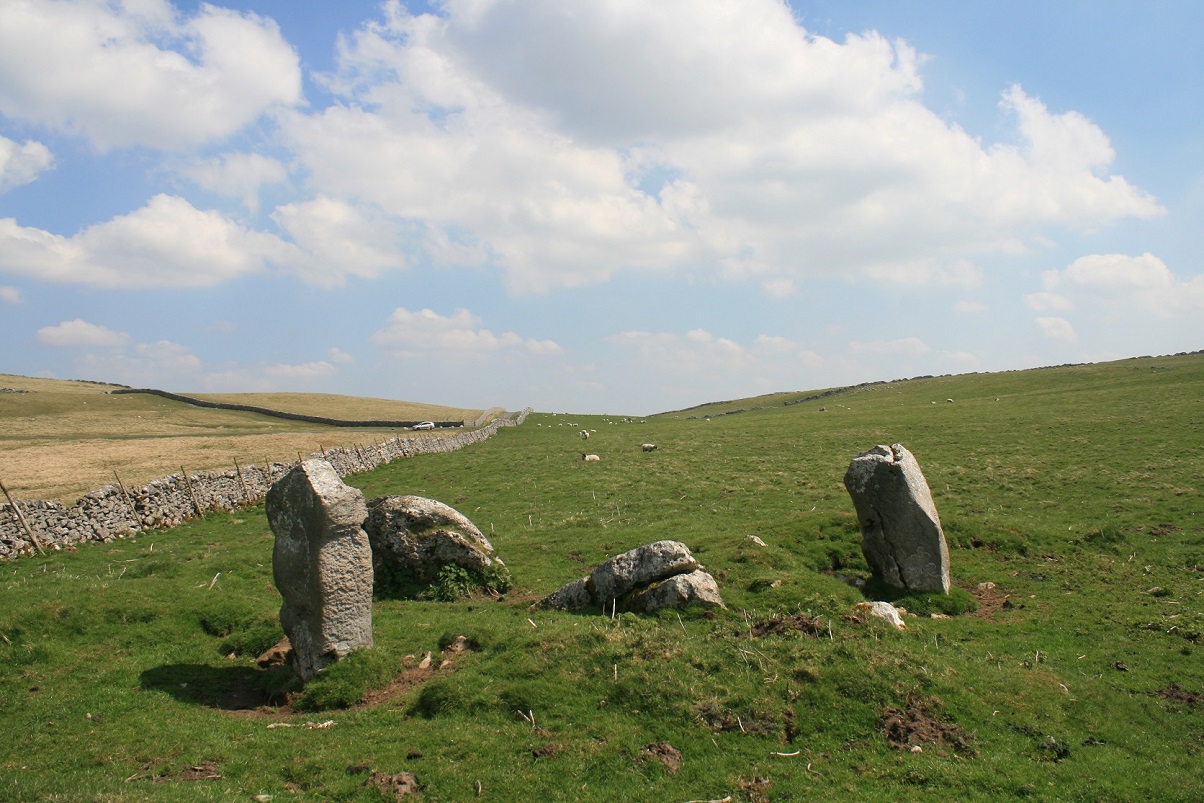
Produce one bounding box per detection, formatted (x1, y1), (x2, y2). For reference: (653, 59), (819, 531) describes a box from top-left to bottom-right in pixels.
(590, 540), (701, 604)
(364, 495), (508, 595)
(539, 577), (593, 612)
(626, 569), (726, 613)
(539, 540), (724, 613)
(843, 444), (950, 594)
(267, 459), (373, 680)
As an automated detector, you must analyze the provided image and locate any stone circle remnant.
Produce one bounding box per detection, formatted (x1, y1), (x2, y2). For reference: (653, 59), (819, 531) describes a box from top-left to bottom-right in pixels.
(266, 459), (374, 680)
(364, 495), (509, 596)
(540, 540), (726, 613)
(843, 444), (950, 594)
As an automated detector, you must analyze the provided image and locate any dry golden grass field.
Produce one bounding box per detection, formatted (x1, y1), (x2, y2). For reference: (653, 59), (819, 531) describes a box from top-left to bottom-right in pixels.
(0, 374), (484, 503)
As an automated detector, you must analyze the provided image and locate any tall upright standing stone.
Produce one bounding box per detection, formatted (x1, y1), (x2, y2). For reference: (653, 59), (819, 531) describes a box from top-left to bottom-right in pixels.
(843, 444), (950, 594)
(267, 459), (373, 679)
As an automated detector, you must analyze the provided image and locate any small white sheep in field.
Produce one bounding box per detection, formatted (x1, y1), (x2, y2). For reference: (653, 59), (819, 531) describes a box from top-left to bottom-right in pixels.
(580, 430), (590, 439)
(641, 443), (658, 452)
(582, 453), (601, 462)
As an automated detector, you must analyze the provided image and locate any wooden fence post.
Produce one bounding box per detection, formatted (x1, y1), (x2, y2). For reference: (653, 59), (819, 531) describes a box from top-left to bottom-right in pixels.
(0, 479), (46, 556)
(112, 471), (145, 535)
(233, 459), (253, 506)
(180, 467), (204, 518)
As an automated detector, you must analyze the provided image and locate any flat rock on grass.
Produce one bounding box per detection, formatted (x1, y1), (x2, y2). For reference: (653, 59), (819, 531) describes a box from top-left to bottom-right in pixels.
(539, 540), (725, 613)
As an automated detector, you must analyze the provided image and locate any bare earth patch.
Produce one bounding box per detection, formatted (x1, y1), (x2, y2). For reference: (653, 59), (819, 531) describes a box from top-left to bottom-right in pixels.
(366, 770), (422, 799)
(639, 742), (682, 775)
(881, 697), (975, 756)
(965, 581), (1015, 619)
(1154, 683), (1204, 708)
(750, 612), (828, 638)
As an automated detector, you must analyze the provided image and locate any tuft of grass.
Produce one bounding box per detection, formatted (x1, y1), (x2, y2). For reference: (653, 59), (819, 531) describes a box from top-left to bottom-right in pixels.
(862, 577), (979, 616)
(294, 648), (399, 711)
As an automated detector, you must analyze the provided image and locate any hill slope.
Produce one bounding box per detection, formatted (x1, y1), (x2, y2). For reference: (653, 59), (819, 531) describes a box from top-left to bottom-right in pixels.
(0, 375), (484, 502)
(0, 354), (1201, 800)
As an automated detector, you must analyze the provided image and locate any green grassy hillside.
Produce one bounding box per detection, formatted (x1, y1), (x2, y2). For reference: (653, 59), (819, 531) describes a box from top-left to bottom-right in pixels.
(1, 354), (1201, 800)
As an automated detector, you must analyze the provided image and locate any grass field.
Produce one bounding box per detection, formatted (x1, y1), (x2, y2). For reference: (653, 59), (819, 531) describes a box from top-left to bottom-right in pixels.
(1, 355), (1201, 800)
(0, 375), (484, 502)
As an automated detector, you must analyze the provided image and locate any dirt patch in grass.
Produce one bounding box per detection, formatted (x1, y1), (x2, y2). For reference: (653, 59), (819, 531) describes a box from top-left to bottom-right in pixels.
(227, 638), (476, 721)
(750, 612), (827, 638)
(964, 581), (1015, 620)
(365, 770), (421, 799)
(881, 697), (975, 756)
(639, 742), (682, 775)
(1153, 683), (1203, 708)
(357, 663), (439, 708)
(735, 775), (774, 802)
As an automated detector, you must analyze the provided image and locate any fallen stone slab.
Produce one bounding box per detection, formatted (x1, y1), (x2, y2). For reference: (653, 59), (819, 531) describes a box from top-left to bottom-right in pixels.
(625, 569), (727, 613)
(539, 540), (724, 613)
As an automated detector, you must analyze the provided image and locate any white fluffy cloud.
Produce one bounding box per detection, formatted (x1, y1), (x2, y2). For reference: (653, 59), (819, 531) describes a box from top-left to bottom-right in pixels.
(272, 0), (1160, 294)
(1035, 316), (1078, 344)
(263, 361), (338, 381)
(608, 327), (825, 380)
(0, 192), (426, 290)
(73, 339), (203, 387)
(0, 194), (287, 288)
(37, 319), (131, 347)
(0, 285), (19, 304)
(0, 0), (302, 150)
(270, 196), (408, 287)
(328, 347), (355, 365)
(181, 151), (288, 210)
(1030, 253), (1204, 318)
(0, 135), (53, 192)
(372, 307), (564, 359)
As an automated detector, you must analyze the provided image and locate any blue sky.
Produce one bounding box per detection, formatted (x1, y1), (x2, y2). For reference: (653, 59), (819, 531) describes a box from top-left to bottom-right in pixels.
(1, 0), (1200, 415)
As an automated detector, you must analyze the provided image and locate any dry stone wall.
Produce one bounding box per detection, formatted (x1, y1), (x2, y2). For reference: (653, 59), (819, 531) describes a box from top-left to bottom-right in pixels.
(0, 409), (530, 561)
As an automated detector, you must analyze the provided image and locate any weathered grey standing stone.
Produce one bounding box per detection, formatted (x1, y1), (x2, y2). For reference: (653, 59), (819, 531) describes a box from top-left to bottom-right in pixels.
(267, 459), (373, 680)
(538, 540), (724, 613)
(364, 495), (506, 588)
(843, 444), (950, 594)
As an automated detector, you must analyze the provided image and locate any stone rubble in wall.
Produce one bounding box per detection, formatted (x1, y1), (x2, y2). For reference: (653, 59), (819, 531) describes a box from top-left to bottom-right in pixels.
(0, 408), (530, 561)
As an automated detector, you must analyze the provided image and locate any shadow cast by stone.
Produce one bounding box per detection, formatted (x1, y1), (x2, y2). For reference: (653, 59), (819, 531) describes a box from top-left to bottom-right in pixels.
(139, 663), (278, 711)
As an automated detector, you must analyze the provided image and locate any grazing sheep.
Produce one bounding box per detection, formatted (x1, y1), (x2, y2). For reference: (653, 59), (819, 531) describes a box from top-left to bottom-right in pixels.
(582, 453), (601, 462)
(580, 430), (590, 439)
(641, 443), (658, 452)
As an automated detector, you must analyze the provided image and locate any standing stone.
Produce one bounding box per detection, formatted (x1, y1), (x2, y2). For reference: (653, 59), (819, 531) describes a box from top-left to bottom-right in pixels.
(843, 444), (950, 594)
(267, 459), (373, 680)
